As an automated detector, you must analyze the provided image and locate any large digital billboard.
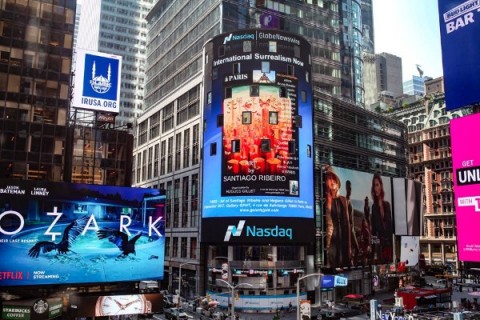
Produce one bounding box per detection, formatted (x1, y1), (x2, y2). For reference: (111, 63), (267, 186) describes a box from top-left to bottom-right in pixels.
(438, 0), (480, 110)
(451, 113), (480, 262)
(321, 167), (421, 268)
(201, 30), (314, 244)
(0, 179), (165, 286)
(73, 49), (122, 113)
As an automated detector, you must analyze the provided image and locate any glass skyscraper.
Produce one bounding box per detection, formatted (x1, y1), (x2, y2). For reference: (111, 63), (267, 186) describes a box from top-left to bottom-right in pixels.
(0, 0), (75, 181)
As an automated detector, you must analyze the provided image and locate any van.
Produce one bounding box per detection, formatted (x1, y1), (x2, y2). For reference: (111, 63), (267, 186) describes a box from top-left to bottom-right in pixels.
(139, 280), (159, 292)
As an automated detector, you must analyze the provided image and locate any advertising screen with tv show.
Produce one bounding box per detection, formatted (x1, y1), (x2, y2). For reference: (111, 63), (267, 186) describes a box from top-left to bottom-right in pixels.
(322, 166), (422, 269)
(0, 179), (165, 286)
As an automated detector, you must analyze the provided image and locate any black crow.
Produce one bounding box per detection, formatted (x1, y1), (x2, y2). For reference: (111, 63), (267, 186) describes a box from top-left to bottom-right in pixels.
(28, 215), (89, 258)
(96, 228), (142, 257)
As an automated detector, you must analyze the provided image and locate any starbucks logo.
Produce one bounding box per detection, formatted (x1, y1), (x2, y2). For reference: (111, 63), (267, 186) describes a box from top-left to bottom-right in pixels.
(33, 299), (49, 314)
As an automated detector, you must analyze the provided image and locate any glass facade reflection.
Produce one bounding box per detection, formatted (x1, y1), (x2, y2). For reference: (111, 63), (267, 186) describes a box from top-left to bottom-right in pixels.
(0, 0), (75, 181)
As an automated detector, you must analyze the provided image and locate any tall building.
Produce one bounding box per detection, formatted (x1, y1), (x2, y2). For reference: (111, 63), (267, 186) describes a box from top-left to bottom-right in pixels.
(143, 0), (348, 113)
(75, 0), (153, 127)
(403, 75), (425, 96)
(73, 2), (81, 51)
(133, 0), (407, 304)
(340, 0), (365, 105)
(0, 0), (75, 181)
(390, 77), (471, 271)
(360, 0), (374, 53)
(364, 52), (403, 109)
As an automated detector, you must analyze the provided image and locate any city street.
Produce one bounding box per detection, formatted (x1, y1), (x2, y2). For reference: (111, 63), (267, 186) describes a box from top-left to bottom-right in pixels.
(150, 277), (480, 320)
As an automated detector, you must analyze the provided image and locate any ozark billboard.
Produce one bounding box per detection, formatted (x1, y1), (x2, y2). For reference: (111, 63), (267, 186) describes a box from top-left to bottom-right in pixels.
(0, 179), (165, 286)
(438, 0), (480, 110)
(201, 29), (315, 244)
(451, 113), (480, 262)
(73, 49), (122, 113)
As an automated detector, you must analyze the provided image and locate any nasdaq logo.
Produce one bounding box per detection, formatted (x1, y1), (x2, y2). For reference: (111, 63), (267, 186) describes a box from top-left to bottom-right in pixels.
(224, 221), (293, 241)
(223, 33), (255, 45)
(246, 225), (292, 240)
(224, 220), (245, 241)
(223, 33), (233, 44)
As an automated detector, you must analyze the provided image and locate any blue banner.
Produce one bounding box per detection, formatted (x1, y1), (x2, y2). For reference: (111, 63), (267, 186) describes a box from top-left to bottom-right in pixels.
(438, 0), (480, 110)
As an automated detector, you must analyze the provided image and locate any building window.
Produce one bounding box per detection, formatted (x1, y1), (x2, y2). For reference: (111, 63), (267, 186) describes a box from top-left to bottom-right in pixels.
(162, 102), (174, 133)
(175, 133), (181, 170)
(173, 237), (178, 257)
(165, 237), (170, 258)
(181, 237), (187, 258)
(191, 174), (198, 227)
(182, 176), (189, 227)
(167, 137), (173, 173)
(147, 147), (152, 180)
(183, 128), (190, 168)
(160, 140), (166, 175)
(190, 238), (197, 259)
(142, 150), (147, 181)
(153, 144), (159, 178)
(173, 178), (180, 228)
(192, 124), (199, 165)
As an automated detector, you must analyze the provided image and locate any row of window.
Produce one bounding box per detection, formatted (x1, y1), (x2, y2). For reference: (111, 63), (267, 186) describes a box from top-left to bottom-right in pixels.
(138, 86), (200, 146)
(0, 46), (71, 74)
(145, 7), (218, 103)
(3, 0), (75, 24)
(165, 236), (198, 260)
(134, 124), (200, 183)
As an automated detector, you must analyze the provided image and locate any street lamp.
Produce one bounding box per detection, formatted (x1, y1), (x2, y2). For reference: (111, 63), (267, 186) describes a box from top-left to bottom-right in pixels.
(216, 279), (253, 319)
(296, 273), (323, 320)
(178, 262), (195, 306)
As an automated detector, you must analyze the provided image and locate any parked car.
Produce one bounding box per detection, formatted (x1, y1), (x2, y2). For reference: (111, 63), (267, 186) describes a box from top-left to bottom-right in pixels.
(164, 308), (189, 320)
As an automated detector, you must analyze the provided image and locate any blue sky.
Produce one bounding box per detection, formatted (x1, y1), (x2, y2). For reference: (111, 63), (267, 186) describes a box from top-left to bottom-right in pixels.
(373, 0), (443, 81)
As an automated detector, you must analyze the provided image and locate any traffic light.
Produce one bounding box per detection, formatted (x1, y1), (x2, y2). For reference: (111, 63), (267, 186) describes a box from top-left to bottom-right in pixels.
(235, 292), (239, 300)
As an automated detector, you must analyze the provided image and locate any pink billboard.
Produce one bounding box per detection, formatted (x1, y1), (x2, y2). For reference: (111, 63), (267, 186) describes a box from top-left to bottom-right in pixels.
(451, 113), (480, 262)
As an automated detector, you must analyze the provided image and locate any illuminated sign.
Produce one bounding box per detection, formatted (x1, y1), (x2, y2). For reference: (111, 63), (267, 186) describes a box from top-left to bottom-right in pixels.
(438, 0), (480, 110)
(73, 49), (122, 113)
(223, 220), (293, 242)
(320, 275), (335, 288)
(202, 29), (314, 244)
(334, 275), (348, 287)
(323, 166), (398, 268)
(451, 113), (480, 261)
(0, 179), (165, 286)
